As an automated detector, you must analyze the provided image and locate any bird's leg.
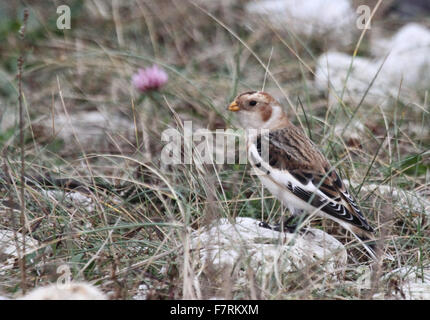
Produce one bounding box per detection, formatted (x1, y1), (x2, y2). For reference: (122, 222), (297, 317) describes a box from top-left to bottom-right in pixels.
(259, 208), (309, 233)
(278, 207), (305, 231)
(258, 219), (296, 233)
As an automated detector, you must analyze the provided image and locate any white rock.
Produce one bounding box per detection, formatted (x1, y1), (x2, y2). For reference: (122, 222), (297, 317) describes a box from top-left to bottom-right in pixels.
(333, 119), (365, 142)
(0, 230), (40, 275)
(245, 0), (356, 47)
(34, 111), (136, 154)
(0, 230), (39, 258)
(41, 190), (95, 212)
(0, 106), (17, 131)
(315, 24), (430, 106)
(376, 267), (430, 300)
(372, 23), (430, 60)
(133, 283), (150, 300)
(19, 282), (107, 300)
(404, 122), (430, 140)
(368, 184), (429, 214)
(52, 111), (132, 143)
(344, 181), (430, 215)
(133, 278), (170, 300)
(191, 218), (347, 278)
(376, 23), (430, 92)
(314, 51), (392, 106)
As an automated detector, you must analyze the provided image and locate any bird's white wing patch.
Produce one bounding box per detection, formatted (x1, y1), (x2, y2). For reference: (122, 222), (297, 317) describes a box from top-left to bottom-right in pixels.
(248, 141), (368, 227)
(249, 142), (335, 204)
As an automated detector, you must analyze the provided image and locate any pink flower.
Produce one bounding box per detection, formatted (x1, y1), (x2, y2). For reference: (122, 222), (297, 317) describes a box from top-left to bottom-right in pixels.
(132, 65), (168, 92)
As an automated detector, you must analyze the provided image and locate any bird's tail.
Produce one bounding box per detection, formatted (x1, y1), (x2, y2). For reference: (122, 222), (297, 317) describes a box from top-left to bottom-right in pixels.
(346, 224), (378, 260)
(350, 227), (394, 261)
(354, 232), (377, 260)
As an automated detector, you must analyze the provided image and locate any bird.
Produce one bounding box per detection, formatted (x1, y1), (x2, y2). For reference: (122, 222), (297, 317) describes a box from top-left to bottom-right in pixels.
(227, 91), (376, 257)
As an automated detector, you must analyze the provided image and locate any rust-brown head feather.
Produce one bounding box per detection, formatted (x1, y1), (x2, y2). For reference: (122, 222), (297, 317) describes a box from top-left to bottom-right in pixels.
(228, 91), (288, 129)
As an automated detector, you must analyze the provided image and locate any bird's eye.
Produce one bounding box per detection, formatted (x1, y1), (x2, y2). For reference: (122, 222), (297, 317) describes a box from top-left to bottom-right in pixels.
(249, 100), (257, 106)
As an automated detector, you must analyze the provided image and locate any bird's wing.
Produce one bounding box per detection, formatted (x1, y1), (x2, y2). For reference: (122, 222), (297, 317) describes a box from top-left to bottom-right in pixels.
(249, 127), (373, 233)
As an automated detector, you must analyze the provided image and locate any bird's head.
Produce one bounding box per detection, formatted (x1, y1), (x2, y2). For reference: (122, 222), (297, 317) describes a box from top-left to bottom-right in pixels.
(227, 91), (288, 129)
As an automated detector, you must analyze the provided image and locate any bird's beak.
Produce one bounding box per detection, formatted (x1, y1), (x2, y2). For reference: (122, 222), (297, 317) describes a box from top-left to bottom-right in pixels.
(228, 101), (240, 112)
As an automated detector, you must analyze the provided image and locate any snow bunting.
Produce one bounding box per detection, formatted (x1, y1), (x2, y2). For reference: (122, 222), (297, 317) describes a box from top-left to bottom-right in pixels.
(228, 91), (375, 255)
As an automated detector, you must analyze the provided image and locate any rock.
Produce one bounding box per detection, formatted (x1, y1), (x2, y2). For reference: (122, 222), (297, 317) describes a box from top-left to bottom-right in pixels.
(374, 23), (430, 92)
(333, 119), (365, 146)
(133, 277), (171, 300)
(0, 230), (39, 275)
(133, 283), (150, 300)
(41, 190), (95, 212)
(0, 230), (39, 274)
(0, 107), (17, 132)
(344, 181), (430, 215)
(367, 184), (429, 214)
(245, 0), (357, 48)
(314, 51), (389, 106)
(0, 230), (39, 257)
(191, 217), (347, 278)
(19, 282), (107, 300)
